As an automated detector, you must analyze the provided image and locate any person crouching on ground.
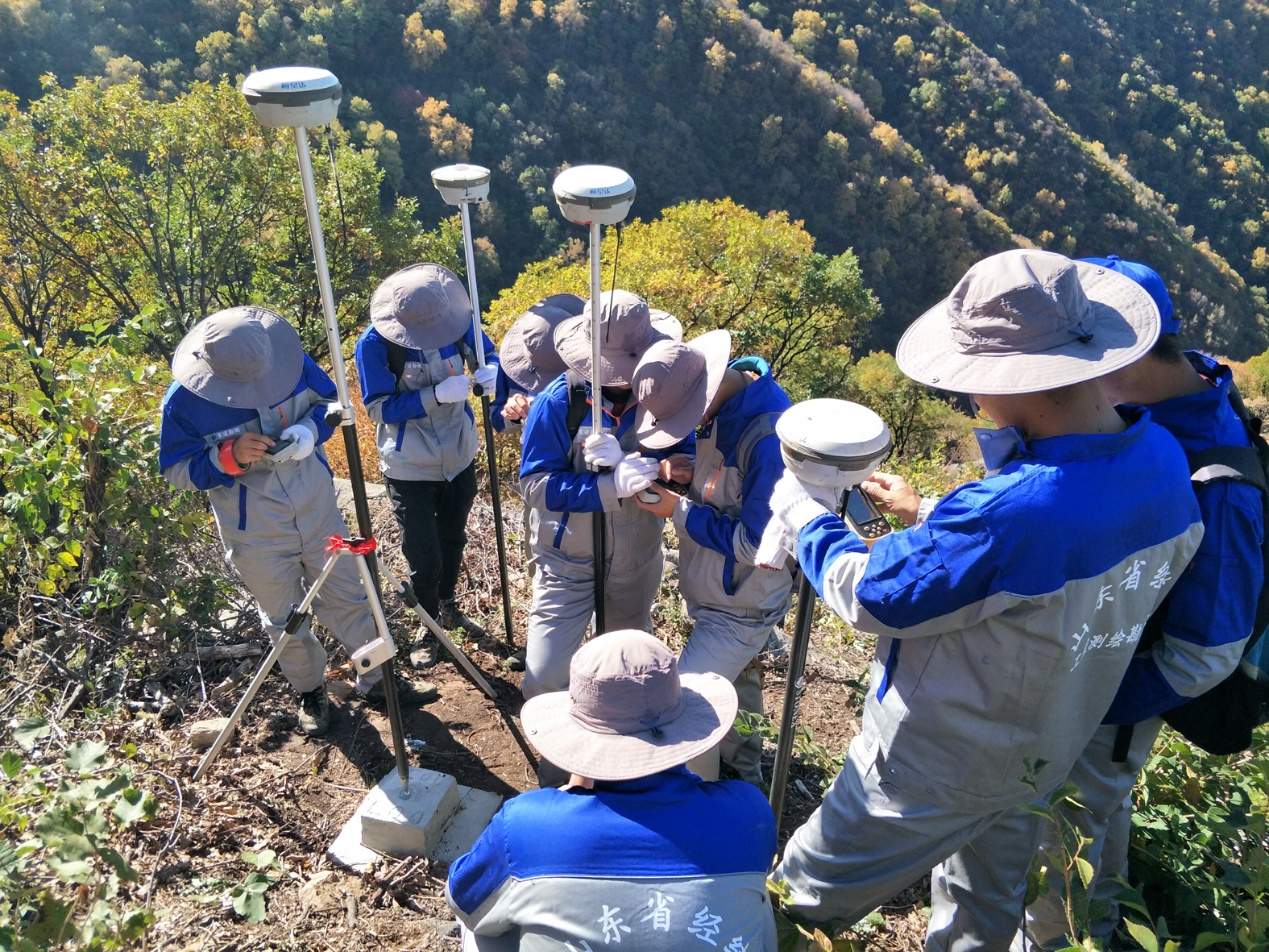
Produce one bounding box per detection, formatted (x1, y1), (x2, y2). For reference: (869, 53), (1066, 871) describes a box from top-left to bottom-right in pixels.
(446, 629), (779, 950)
(629, 329), (795, 785)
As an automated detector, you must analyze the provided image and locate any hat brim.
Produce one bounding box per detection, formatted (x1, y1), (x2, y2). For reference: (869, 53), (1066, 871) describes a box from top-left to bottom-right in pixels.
(498, 295), (585, 393)
(554, 310), (683, 388)
(520, 670), (738, 781)
(895, 262), (1160, 395)
(371, 264), (474, 351)
(636, 329), (734, 450)
(172, 307), (304, 409)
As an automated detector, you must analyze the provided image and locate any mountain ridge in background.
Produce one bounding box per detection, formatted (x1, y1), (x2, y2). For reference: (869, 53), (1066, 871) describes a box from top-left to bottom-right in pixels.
(1, 0), (1265, 356)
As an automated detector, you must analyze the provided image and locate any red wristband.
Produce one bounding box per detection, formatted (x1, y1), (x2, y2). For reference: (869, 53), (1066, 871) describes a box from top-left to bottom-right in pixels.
(219, 439), (247, 476)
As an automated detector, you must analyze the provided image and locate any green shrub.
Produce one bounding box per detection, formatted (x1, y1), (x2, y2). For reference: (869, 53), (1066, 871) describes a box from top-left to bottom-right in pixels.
(0, 330), (229, 632)
(0, 734), (158, 950)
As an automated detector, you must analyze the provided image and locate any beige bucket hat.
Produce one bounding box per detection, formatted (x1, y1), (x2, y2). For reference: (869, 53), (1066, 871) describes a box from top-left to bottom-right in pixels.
(631, 330), (733, 450)
(553, 290), (682, 388)
(369, 263), (472, 351)
(172, 306), (304, 408)
(520, 630), (737, 782)
(498, 294), (585, 392)
(895, 249), (1160, 395)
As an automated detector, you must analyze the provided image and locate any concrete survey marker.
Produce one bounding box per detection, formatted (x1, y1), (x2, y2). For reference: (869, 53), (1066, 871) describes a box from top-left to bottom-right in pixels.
(328, 767), (502, 872)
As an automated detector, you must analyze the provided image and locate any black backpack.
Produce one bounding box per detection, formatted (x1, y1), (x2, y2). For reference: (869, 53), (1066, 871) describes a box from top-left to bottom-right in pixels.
(1144, 375), (1269, 756)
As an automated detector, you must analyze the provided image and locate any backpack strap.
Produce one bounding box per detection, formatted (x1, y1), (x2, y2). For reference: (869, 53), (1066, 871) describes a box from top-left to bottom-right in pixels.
(458, 338), (477, 372)
(734, 411), (783, 479)
(564, 370), (591, 441)
(1188, 445), (1267, 492)
(386, 340), (408, 382)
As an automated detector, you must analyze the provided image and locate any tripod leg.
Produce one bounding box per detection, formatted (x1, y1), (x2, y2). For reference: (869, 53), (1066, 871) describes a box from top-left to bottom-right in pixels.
(193, 552), (340, 782)
(376, 555), (499, 700)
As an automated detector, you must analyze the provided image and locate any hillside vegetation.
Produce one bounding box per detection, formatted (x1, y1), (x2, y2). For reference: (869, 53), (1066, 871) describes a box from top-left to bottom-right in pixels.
(0, 0), (1265, 354)
(2, 3), (1269, 950)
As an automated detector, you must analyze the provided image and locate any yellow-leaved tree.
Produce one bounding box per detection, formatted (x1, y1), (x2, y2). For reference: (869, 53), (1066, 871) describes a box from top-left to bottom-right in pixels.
(485, 197), (880, 401)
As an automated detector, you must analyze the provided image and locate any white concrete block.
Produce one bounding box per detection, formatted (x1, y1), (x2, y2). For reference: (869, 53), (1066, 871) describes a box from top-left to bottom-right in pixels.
(429, 786), (504, 869)
(326, 768), (502, 873)
(359, 768), (459, 856)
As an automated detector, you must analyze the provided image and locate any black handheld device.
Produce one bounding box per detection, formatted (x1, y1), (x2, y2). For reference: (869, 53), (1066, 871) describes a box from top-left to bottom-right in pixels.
(844, 486), (892, 542)
(265, 437), (297, 456)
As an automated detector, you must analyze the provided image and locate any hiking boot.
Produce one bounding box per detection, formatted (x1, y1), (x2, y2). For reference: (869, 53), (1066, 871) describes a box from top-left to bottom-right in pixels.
(408, 637), (439, 669)
(297, 685), (331, 737)
(362, 676), (439, 707)
(439, 599), (486, 639)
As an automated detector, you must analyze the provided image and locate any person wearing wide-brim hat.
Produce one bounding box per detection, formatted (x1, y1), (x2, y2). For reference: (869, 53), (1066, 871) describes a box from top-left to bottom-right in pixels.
(759, 249), (1205, 949)
(355, 263), (503, 659)
(489, 293), (585, 434)
(517, 289), (691, 734)
(160, 307), (436, 737)
(628, 329), (796, 787)
(1017, 255), (1266, 949)
(483, 294), (587, 634)
(446, 630), (778, 950)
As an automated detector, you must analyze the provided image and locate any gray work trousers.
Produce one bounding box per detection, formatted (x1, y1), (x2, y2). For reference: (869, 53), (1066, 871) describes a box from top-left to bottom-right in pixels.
(227, 503), (382, 695)
(1014, 719), (1161, 950)
(520, 548), (663, 699)
(775, 733), (1045, 952)
(678, 606), (779, 783)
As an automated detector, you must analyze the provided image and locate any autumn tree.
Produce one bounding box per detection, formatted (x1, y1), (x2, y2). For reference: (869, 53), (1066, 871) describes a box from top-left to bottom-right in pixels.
(404, 13), (447, 70)
(416, 97), (473, 160)
(487, 198), (879, 400)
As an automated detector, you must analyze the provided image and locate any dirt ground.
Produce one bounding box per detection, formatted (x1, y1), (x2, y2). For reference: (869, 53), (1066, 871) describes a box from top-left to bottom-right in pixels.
(111, 487), (933, 951)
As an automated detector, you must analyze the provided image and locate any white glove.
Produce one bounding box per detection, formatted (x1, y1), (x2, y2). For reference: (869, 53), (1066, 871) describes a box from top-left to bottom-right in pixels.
(755, 470), (833, 569)
(612, 453), (659, 499)
(269, 424), (315, 464)
(583, 432), (625, 468)
(434, 374), (473, 404)
(472, 364), (498, 392)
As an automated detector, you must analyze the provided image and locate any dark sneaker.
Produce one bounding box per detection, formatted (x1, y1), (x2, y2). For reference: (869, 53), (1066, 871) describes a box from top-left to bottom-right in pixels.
(362, 676), (439, 707)
(408, 637), (439, 669)
(506, 648), (526, 672)
(297, 685), (330, 736)
(439, 599), (487, 639)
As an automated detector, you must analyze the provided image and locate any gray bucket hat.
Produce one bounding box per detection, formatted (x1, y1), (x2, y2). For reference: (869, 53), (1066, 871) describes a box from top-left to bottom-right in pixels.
(632, 330), (733, 450)
(553, 290), (683, 388)
(498, 294), (585, 393)
(172, 306), (304, 408)
(896, 249), (1160, 395)
(369, 263), (472, 351)
(520, 630), (737, 782)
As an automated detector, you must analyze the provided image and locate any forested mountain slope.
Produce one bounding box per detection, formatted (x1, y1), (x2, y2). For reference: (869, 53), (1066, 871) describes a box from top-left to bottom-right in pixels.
(1, 0), (1265, 355)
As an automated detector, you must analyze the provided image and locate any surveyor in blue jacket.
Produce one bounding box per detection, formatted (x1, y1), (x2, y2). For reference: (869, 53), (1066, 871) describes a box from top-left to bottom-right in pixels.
(518, 291), (689, 708)
(761, 249), (1205, 952)
(356, 264), (499, 659)
(1014, 257), (1265, 948)
(491, 293), (584, 434)
(630, 329), (794, 784)
(160, 307), (395, 737)
(447, 629), (778, 951)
